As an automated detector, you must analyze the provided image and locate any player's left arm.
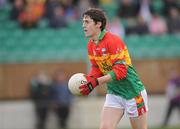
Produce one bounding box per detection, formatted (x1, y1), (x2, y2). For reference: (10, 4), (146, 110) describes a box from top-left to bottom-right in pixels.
(97, 36), (128, 85)
(107, 36), (128, 81)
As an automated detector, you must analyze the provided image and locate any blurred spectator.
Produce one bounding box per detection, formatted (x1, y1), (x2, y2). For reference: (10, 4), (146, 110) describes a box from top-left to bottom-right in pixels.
(139, 0), (152, 23)
(71, 0), (79, 6)
(18, 0), (45, 29)
(91, 0), (100, 7)
(162, 70), (180, 127)
(0, 0), (5, 5)
(77, 0), (91, 19)
(10, 0), (25, 21)
(100, 0), (111, 5)
(0, 0), (6, 8)
(45, 0), (62, 20)
(30, 71), (51, 129)
(167, 7), (180, 34)
(107, 16), (125, 38)
(148, 13), (167, 35)
(50, 70), (73, 129)
(63, 0), (78, 23)
(117, 0), (140, 19)
(48, 6), (68, 29)
(163, 0), (178, 17)
(126, 14), (149, 35)
(150, 0), (164, 15)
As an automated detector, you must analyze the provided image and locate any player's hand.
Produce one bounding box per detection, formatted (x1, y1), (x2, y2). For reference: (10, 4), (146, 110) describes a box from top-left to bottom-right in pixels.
(79, 75), (99, 95)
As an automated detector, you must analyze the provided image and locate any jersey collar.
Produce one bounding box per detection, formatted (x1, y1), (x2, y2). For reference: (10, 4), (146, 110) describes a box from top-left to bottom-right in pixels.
(99, 29), (106, 41)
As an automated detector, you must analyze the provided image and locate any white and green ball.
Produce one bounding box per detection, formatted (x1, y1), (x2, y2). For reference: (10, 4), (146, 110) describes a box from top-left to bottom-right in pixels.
(68, 73), (87, 96)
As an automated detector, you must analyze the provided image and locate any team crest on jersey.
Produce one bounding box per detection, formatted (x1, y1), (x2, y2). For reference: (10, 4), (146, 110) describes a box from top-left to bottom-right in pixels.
(102, 48), (107, 56)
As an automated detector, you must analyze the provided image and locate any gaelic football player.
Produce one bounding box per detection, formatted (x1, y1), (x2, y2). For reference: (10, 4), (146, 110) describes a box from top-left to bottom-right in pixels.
(79, 8), (148, 129)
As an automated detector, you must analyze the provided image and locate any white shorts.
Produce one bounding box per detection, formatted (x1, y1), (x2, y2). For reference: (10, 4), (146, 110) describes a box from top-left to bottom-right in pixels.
(104, 89), (148, 117)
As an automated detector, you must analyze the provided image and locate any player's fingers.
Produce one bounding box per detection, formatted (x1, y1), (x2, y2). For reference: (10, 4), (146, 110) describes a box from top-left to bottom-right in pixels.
(81, 87), (88, 93)
(83, 91), (89, 95)
(80, 88), (90, 95)
(79, 85), (86, 89)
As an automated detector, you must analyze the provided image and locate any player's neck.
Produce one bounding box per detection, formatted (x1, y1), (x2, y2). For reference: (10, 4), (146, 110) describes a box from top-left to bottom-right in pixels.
(92, 38), (98, 44)
(92, 30), (101, 44)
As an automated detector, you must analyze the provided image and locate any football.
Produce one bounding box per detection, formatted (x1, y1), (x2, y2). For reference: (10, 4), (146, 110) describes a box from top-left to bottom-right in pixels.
(68, 73), (87, 95)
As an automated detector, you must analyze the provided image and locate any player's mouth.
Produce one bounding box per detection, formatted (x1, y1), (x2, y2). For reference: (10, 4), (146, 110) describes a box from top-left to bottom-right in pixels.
(84, 29), (88, 36)
(84, 29), (87, 32)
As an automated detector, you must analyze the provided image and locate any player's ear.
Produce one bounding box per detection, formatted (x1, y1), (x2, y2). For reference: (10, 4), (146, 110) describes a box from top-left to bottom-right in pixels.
(96, 21), (102, 28)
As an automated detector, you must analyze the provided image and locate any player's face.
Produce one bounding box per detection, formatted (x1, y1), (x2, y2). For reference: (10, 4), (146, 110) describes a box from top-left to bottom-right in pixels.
(82, 15), (100, 38)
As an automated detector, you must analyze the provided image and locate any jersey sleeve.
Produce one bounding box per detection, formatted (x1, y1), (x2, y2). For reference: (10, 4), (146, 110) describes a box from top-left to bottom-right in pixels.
(107, 35), (128, 80)
(88, 64), (103, 78)
(87, 43), (103, 78)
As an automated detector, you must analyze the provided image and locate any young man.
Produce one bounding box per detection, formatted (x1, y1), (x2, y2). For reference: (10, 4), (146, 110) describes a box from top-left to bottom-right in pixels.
(79, 8), (148, 129)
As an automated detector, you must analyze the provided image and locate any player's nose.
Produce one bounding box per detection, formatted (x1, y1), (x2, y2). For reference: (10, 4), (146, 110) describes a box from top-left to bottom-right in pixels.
(82, 23), (85, 28)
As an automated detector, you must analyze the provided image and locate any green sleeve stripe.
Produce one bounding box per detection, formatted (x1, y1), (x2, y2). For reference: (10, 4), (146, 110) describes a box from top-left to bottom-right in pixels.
(137, 102), (145, 108)
(108, 71), (116, 81)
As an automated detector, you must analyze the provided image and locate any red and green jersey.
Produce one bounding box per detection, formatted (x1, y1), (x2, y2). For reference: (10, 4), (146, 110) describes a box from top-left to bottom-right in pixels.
(87, 30), (144, 99)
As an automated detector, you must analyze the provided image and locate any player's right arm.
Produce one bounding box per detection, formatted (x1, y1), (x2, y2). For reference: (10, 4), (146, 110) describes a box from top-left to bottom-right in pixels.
(79, 43), (104, 95)
(87, 43), (103, 78)
(88, 56), (103, 78)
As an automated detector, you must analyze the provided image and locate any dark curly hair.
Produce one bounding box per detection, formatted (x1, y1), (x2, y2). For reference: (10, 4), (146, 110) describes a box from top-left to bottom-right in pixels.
(83, 8), (107, 31)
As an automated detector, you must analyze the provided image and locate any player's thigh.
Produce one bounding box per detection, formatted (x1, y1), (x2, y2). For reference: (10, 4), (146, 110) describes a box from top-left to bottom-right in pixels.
(100, 107), (124, 129)
(129, 112), (148, 129)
